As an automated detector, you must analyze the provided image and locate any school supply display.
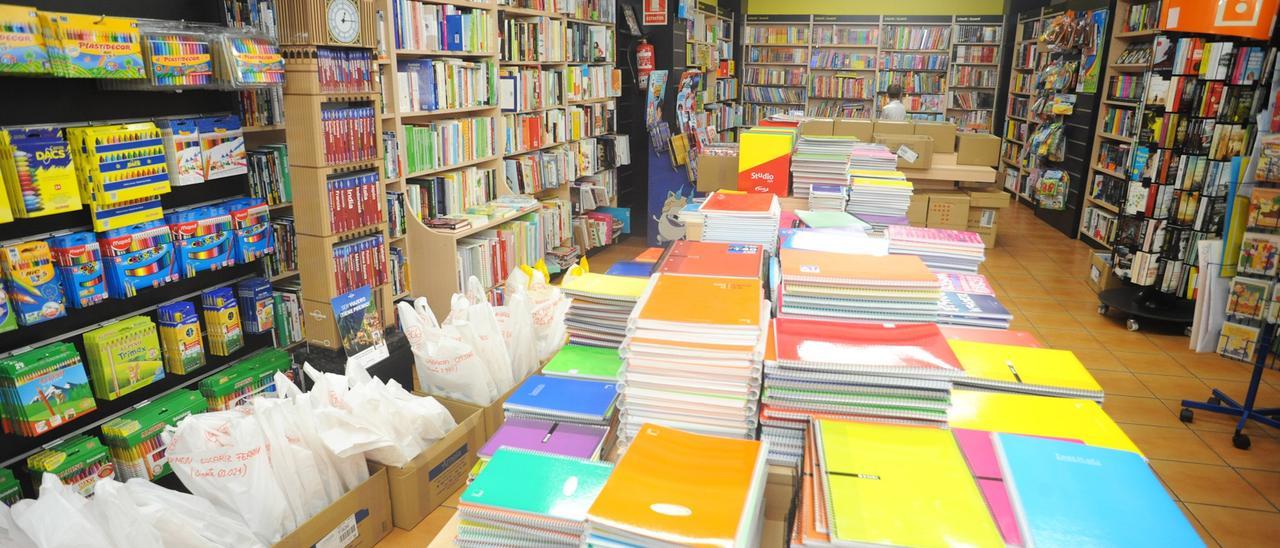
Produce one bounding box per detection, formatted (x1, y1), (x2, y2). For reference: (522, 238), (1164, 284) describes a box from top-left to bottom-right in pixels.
(0, 240), (66, 326)
(559, 267), (646, 348)
(166, 205), (235, 277)
(503, 374), (618, 426)
(65, 122), (172, 229)
(214, 32), (284, 86)
(157, 300), (205, 374)
(102, 389), (207, 480)
(778, 248), (940, 323)
(39, 12), (143, 78)
(0, 127), (82, 218)
(196, 347), (291, 410)
(479, 417), (610, 460)
(540, 344), (622, 382)
(886, 225), (988, 273)
(141, 29), (214, 87)
(0, 4), (50, 75)
(83, 315), (163, 400)
(201, 286), (244, 356)
(98, 220), (179, 297)
(27, 434), (115, 496)
(196, 115), (248, 180)
(0, 342), (96, 437)
(236, 277), (274, 334)
(737, 126), (796, 196)
(224, 197), (273, 263)
(698, 190), (782, 253)
(461, 448), (614, 546)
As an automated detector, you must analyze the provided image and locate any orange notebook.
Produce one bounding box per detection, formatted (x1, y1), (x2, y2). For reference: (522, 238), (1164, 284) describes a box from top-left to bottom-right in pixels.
(634, 247), (665, 262)
(637, 274), (763, 327)
(780, 249), (936, 286)
(587, 423), (766, 545)
(699, 190), (777, 213)
(659, 240), (764, 279)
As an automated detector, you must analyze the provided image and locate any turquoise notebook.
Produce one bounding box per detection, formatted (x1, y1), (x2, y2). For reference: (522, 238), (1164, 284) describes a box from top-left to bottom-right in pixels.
(542, 345), (624, 381)
(462, 448), (613, 521)
(996, 433), (1203, 547)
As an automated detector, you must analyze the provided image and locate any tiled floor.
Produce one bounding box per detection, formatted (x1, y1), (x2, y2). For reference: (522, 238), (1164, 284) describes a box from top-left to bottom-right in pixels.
(377, 205), (1280, 547)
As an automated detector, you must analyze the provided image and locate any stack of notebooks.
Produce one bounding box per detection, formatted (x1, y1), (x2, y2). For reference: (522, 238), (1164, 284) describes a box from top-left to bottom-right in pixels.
(790, 135), (856, 199)
(949, 340), (1105, 402)
(846, 170), (912, 220)
(848, 143), (898, 171)
(503, 375), (619, 427)
(541, 344), (623, 382)
(937, 272), (1013, 329)
(560, 272), (649, 348)
(478, 417), (611, 462)
(851, 212), (909, 236)
(808, 183), (848, 212)
(778, 249), (941, 323)
(761, 319), (963, 465)
(617, 274), (768, 442)
(698, 190), (782, 253)
(887, 225), (987, 273)
(656, 240), (765, 279)
(459, 448), (614, 546)
(586, 423), (768, 547)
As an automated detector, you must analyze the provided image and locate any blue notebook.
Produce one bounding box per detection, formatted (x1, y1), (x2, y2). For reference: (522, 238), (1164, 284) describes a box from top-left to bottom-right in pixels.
(996, 433), (1202, 548)
(605, 261), (652, 277)
(503, 375), (618, 424)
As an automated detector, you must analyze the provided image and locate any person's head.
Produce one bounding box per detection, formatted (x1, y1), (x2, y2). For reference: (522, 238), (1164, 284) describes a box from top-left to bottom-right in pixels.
(887, 84), (903, 100)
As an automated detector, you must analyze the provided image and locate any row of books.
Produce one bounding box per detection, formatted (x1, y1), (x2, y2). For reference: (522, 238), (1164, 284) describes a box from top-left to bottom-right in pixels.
(882, 25), (951, 50)
(322, 171), (384, 233)
(501, 15), (565, 63)
(744, 25), (808, 44)
(809, 51), (875, 70)
(744, 66), (805, 86)
(238, 88), (284, 128)
(407, 166), (498, 220)
(572, 211), (617, 251)
(565, 64), (618, 101)
(565, 101), (616, 141)
(1082, 206), (1118, 245)
(882, 52), (949, 71)
(391, 1), (492, 53)
(320, 105), (378, 165)
(1114, 43), (1153, 66)
(950, 90), (994, 110)
(743, 86), (805, 104)
(503, 108), (567, 154)
(394, 58), (495, 113)
(790, 135), (856, 198)
(498, 66), (563, 112)
(386, 191), (407, 238)
(459, 214), (547, 288)
(330, 234), (388, 294)
(263, 217), (297, 278)
(747, 47), (807, 64)
(878, 71), (946, 93)
(953, 45), (997, 64)
(950, 65), (998, 87)
(810, 75), (871, 100)
(246, 144), (290, 207)
(566, 22), (612, 64)
(955, 24), (999, 44)
(1101, 105), (1137, 137)
(951, 107), (994, 131)
(402, 116), (498, 175)
(813, 26), (876, 46)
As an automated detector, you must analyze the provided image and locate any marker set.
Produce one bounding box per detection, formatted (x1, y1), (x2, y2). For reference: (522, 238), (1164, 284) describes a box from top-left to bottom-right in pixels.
(0, 5), (50, 75)
(27, 434), (114, 497)
(156, 301), (205, 375)
(48, 232), (108, 309)
(202, 287), (243, 356)
(197, 347), (291, 411)
(102, 389), (206, 481)
(0, 241), (66, 327)
(0, 343), (96, 437)
(216, 33), (285, 87)
(166, 206), (235, 278)
(0, 128), (82, 219)
(83, 315), (164, 401)
(142, 30), (213, 87)
(236, 277), (274, 335)
(196, 115), (248, 180)
(38, 12), (143, 79)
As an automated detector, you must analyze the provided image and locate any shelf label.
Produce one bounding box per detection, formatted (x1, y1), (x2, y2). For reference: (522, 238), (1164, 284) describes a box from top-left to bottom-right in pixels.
(896, 145), (919, 164)
(699, 1), (715, 13)
(813, 15), (879, 23)
(883, 15), (954, 23)
(745, 14), (810, 23)
(956, 15), (1004, 24)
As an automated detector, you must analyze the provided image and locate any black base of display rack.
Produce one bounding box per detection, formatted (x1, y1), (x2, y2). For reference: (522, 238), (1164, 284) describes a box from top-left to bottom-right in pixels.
(1096, 285), (1195, 333)
(1180, 329), (1280, 450)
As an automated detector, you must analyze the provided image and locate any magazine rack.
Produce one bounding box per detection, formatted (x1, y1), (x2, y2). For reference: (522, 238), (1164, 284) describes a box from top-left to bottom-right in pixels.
(1180, 326), (1280, 450)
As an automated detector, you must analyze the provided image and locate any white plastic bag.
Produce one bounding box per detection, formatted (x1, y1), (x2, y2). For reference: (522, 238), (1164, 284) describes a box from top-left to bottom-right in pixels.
(276, 371), (368, 493)
(510, 266), (570, 361)
(253, 397), (331, 518)
(86, 479), (163, 548)
(398, 298), (498, 404)
(447, 277), (516, 391)
(0, 503), (34, 548)
(123, 479), (264, 548)
(495, 288), (539, 380)
(9, 474), (111, 548)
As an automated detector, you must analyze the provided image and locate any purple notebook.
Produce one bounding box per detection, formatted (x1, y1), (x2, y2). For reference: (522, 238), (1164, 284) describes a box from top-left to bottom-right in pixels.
(478, 417), (609, 459)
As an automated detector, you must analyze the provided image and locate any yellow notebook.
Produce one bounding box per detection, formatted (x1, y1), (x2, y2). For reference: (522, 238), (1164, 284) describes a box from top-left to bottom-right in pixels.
(559, 271), (649, 299)
(949, 390), (1143, 456)
(948, 340), (1104, 394)
(815, 419), (1003, 547)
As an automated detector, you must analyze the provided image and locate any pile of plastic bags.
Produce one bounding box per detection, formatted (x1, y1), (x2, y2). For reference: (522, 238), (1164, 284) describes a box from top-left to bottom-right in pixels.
(165, 362), (456, 544)
(1, 473), (263, 548)
(401, 269), (569, 405)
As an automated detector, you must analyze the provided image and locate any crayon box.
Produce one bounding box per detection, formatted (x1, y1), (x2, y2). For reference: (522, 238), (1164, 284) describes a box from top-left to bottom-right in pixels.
(0, 240), (66, 326)
(39, 12), (143, 79)
(0, 5), (50, 75)
(0, 128), (82, 218)
(48, 231), (109, 308)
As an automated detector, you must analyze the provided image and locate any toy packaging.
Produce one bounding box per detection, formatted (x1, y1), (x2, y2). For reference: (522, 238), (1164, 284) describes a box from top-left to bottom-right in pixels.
(0, 240), (66, 326)
(83, 315), (163, 400)
(27, 434), (115, 497)
(202, 286), (243, 356)
(197, 347), (291, 410)
(39, 11), (143, 79)
(223, 197), (273, 263)
(166, 205), (235, 277)
(159, 118), (204, 185)
(157, 301), (205, 374)
(99, 220), (178, 297)
(102, 389), (206, 480)
(0, 342), (97, 437)
(0, 128), (82, 218)
(48, 231), (109, 308)
(0, 5), (50, 75)
(196, 115), (247, 180)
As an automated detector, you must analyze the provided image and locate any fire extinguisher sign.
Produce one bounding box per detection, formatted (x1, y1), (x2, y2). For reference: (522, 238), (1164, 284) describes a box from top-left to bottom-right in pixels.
(644, 0), (668, 25)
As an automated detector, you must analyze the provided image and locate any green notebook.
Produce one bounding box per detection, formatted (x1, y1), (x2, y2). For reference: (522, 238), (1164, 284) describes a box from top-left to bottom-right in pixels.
(795, 210), (871, 230)
(541, 345), (623, 381)
(461, 447), (613, 522)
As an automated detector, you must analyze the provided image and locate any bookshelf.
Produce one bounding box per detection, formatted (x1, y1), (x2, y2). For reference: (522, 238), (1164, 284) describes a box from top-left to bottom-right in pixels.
(948, 15), (1003, 132)
(809, 15), (880, 120)
(686, 3), (741, 141)
(999, 7), (1050, 202)
(742, 14), (811, 126)
(879, 15), (953, 122)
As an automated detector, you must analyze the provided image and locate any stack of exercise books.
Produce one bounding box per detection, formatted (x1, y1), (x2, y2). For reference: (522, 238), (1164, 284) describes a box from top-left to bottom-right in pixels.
(459, 448), (614, 546)
(937, 272), (1013, 329)
(541, 344), (623, 382)
(478, 417), (611, 462)
(777, 249), (941, 323)
(948, 340), (1105, 402)
(698, 190), (782, 253)
(656, 240), (765, 279)
(808, 183), (848, 212)
(560, 271), (649, 348)
(848, 143), (898, 171)
(790, 135), (856, 198)
(886, 225), (986, 273)
(761, 319), (962, 465)
(780, 227), (888, 256)
(851, 212), (909, 236)
(617, 274), (768, 442)
(503, 375), (619, 427)
(846, 170), (912, 219)
(586, 424), (768, 547)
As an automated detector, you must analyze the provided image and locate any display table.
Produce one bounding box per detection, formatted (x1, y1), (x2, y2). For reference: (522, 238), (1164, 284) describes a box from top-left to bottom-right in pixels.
(894, 152), (998, 186)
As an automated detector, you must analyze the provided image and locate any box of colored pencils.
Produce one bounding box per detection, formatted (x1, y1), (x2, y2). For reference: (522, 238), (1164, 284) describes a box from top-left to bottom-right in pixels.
(0, 128), (82, 218)
(156, 301), (205, 374)
(83, 315), (163, 400)
(66, 122), (171, 208)
(0, 240), (66, 326)
(141, 28), (213, 88)
(0, 467), (19, 504)
(197, 347), (291, 410)
(166, 205), (235, 278)
(38, 11), (142, 79)
(47, 232), (109, 308)
(98, 220), (178, 297)
(196, 115), (247, 180)
(102, 389), (206, 480)
(0, 5), (50, 74)
(0, 343), (96, 436)
(202, 286), (243, 356)
(27, 435), (114, 497)
(236, 277), (274, 334)
(224, 197), (273, 263)
(159, 118), (204, 186)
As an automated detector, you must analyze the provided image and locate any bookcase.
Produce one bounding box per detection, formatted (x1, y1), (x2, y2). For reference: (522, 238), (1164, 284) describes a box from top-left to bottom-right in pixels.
(686, 3), (740, 141)
(999, 7), (1050, 201)
(742, 14), (810, 126)
(948, 15), (1003, 132)
(809, 15), (880, 120)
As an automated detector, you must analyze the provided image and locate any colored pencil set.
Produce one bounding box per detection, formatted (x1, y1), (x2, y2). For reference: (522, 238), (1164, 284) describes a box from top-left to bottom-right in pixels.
(142, 30), (213, 87)
(0, 240), (66, 327)
(158, 119), (204, 186)
(83, 315), (164, 401)
(318, 47), (375, 93)
(0, 468), (19, 505)
(224, 197), (274, 263)
(0, 5), (50, 74)
(326, 170), (385, 232)
(98, 220), (179, 297)
(196, 115), (248, 180)
(202, 287), (244, 356)
(0, 128), (83, 219)
(27, 434), (114, 497)
(102, 389), (206, 481)
(166, 205), (236, 278)
(48, 232), (109, 309)
(197, 347), (291, 411)
(0, 343), (96, 437)
(321, 105), (379, 164)
(157, 301), (205, 374)
(216, 33), (284, 86)
(236, 277), (274, 335)
(333, 234), (389, 294)
(38, 12), (143, 79)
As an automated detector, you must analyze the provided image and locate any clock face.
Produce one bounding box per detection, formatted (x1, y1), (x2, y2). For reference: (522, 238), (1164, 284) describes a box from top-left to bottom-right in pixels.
(327, 0), (360, 44)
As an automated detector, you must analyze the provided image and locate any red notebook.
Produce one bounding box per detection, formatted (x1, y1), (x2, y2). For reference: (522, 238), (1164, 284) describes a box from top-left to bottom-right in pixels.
(774, 318), (962, 372)
(940, 326), (1043, 348)
(699, 190), (776, 213)
(659, 240), (764, 279)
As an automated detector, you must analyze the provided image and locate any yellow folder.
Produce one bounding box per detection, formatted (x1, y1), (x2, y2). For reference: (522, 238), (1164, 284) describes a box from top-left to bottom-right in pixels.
(559, 272), (649, 299)
(947, 340), (1104, 393)
(949, 390), (1143, 456)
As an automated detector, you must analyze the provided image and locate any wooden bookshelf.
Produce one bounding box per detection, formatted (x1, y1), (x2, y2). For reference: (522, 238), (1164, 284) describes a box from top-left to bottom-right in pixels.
(948, 15), (1003, 132)
(686, 3), (740, 141)
(998, 7), (1051, 202)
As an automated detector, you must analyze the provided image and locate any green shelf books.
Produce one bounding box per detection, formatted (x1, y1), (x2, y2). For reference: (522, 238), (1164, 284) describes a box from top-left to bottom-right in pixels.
(0, 342), (97, 437)
(27, 434), (115, 497)
(102, 389), (207, 480)
(83, 316), (164, 400)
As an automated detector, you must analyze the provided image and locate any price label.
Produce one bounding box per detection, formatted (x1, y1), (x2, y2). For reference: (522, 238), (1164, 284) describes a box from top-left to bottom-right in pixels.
(316, 514), (358, 548)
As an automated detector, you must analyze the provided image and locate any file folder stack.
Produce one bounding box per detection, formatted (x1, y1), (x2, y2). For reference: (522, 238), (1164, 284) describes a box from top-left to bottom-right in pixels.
(560, 272), (649, 348)
(698, 190), (782, 253)
(887, 225), (987, 273)
(846, 169), (912, 219)
(790, 136), (856, 199)
(617, 274), (768, 443)
(778, 248), (941, 323)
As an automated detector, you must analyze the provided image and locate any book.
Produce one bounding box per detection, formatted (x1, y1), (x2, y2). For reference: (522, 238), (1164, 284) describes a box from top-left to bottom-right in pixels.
(657, 240), (764, 279)
(940, 326), (1043, 347)
(604, 260), (652, 277)
(541, 344), (623, 381)
(478, 418), (610, 460)
(634, 274), (764, 329)
(503, 375), (619, 425)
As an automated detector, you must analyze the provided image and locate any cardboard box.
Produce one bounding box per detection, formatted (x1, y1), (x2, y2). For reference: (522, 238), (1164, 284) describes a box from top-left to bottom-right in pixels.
(956, 133), (1001, 166)
(413, 368), (528, 439)
(907, 193), (930, 226)
(696, 152), (739, 192)
(926, 191), (970, 229)
(762, 464), (798, 548)
(383, 401), (486, 530)
(274, 469), (392, 548)
(799, 118), (834, 136)
(873, 120), (914, 135)
(966, 189), (1011, 209)
(875, 134), (934, 170)
(913, 121), (957, 153)
(972, 225), (998, 248)
(967, 207), (999, 228)
(832, 119), (873, 141)
(1088, 251), (1124, 293)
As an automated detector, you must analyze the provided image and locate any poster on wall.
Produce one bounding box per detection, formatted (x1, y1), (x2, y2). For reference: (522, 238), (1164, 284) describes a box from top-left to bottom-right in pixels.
(644, 0), (668, 25)
(1160, 0), (1279, 40)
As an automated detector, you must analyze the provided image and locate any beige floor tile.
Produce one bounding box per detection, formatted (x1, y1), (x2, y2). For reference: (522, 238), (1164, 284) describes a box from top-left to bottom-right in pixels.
(1161, 398), (1280, 438)
(1151, 460), (1273, 510)
(1120, 424), (1224, 464)
(1114, 351), (1193, 377)
(1072, 348), (1129, 372)
(1187, 503), (1280, 547)
(1104, 395), (1184, 428)
(1238, 469), (1280, 511)
(1135, 373), (1210, 400)
(1177, 502), (1223, 547)
(1175, 355), (1259, 383)
(1089, 329), (1166, 353)
(1198, 430), (1280, 472)
(1093, 370), (1154, 397)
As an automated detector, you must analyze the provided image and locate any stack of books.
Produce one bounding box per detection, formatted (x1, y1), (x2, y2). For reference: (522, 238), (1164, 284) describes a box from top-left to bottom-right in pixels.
(560, 272), (649, 348)
(849, 143), (898, 171)
(846, 171), (913, 220)
(887, 225), (987, 273)
(656, 240), (765, 279)
(937, 272), (1013, 329)
(478, 417), (610, 462)
(948, 340), (1105, 401)
(541, 344), (623, 382)
(586, 424), (768, 546)
(778, 249), (941, 323)
(459, 448), (614, 546)
(698, 190), (782, 253)
(808, 183), (848, 212)
(790, 135), (856, 198)
(761, 319), (962, 465)
(503, 375), (619, 427)
(617, 274), (768, 442)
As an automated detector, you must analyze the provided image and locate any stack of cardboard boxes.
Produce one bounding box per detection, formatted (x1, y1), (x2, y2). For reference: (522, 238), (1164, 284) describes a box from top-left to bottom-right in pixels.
(907, 188), (1009, 248)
